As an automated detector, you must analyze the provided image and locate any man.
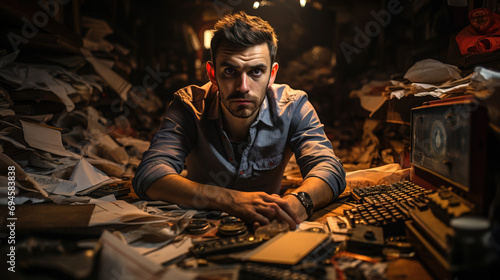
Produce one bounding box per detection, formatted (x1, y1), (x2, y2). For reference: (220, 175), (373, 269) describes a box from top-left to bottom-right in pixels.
(133, 11), (346, 230)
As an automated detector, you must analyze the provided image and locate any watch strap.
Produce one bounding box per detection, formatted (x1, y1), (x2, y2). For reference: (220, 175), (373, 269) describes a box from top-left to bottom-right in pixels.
(287, 192), (314, 218)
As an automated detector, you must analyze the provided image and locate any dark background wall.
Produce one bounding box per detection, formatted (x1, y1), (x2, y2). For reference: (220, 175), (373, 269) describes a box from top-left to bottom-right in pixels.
(1, 0), (498, 128)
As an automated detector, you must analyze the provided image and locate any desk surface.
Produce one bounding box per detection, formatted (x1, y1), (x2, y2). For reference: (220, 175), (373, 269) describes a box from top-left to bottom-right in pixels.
(1, 193), (438, 280)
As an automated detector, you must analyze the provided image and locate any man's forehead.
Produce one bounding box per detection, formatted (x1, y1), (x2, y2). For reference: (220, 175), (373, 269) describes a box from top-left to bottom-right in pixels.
(215, 43), (271, 66)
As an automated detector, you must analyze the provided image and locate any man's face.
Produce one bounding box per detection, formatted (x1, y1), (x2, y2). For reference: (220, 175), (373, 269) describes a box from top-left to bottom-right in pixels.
(211, 43), (276, 119)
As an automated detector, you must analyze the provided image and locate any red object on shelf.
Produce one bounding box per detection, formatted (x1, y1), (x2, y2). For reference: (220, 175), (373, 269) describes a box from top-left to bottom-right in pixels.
(455, 8), (500, 55)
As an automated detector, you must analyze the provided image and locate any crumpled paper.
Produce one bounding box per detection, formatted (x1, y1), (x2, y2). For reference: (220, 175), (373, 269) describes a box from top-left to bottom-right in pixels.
(404, 59), (462, 84)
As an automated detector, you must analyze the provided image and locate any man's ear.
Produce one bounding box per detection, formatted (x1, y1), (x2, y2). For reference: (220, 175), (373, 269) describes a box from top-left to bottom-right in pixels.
(206, 61), (218, 87)
(268, 62), (279, 87)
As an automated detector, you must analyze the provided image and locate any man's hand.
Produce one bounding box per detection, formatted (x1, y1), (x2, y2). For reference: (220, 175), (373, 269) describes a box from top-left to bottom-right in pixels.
(145, 174), (301, 230)
(282, 194), (309, 222)
(224, 191), (300, 230)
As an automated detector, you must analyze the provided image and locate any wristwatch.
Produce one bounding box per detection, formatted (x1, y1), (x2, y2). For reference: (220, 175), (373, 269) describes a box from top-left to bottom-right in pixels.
(287, 192), (314, 218)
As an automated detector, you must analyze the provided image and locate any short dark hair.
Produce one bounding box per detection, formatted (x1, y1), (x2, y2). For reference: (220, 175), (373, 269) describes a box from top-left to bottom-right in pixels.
(210, 11), (278, 65)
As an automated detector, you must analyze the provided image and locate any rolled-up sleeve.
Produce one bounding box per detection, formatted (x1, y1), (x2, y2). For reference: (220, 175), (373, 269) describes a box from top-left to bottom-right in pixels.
(289, 95), (346, 199)
(132, 98), (196, 199)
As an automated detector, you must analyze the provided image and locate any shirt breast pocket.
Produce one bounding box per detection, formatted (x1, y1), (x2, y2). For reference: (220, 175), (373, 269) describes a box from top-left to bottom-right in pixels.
(252, 153), (283, 174)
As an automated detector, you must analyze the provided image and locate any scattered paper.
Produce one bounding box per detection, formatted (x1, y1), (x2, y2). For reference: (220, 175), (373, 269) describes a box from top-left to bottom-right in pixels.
(30, 173), (78, 196)
(390, 89), (405, 99)
(161, 266), (197, 280)
(0, 108), (15, 117)
(81, 48), (131, 101)
(145, 236), (193, 265)
(98, 230), (164, 280)
(0, 134), (33, 151)
(89, 200), (168, 226)
(0, 152), (48, 197)
(0, 65), (76, 111)
(20, 120), (80, 158)
(69, 158), (110, 193)
(88, 194), (117, 204)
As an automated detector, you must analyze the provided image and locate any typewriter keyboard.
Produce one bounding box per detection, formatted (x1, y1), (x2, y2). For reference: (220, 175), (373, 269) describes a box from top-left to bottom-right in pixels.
(345, 181), (432, 236)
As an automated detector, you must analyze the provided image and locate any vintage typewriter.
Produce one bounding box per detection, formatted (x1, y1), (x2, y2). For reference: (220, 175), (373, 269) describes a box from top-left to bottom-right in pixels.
(345, 96), (495, 278)
(345, 180), (431, 237)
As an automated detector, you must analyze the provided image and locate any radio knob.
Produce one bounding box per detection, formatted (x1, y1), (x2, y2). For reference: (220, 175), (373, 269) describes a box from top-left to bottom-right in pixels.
(439, 190), (452, 199)
(448, 197), (460, 207)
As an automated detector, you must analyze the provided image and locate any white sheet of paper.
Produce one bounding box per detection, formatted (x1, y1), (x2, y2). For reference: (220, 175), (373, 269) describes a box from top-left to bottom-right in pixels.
(0, 134), (33, 151)
(0, 152), (48, 197)
(3, 66), (76, 112)
(20, 120), (80, 158)
(69, 158), (110, 193)
(81, 48), (131, 101)
(145, 236), (193, 265)
(29, 173), (78, 196)
(98, 230), (164, 280)
(89, 200), (168, 226)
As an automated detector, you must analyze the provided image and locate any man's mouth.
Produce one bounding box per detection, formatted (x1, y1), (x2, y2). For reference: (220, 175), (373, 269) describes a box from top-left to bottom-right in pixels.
(229, 97), (254, 105)
(232, 99), (252, 103)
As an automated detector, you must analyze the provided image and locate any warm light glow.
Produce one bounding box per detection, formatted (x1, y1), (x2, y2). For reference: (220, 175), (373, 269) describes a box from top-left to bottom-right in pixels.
(203, 29), (214, 49)
(300, 0), (307, 7)
(253, 1), (260, 9)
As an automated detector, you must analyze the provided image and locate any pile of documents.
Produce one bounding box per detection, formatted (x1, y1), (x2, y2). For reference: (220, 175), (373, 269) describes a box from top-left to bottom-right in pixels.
(350, 59), (475, 118)
(0, 16), (166, 230)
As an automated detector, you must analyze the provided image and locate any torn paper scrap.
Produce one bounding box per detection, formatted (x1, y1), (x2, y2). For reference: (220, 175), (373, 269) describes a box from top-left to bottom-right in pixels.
(29, 173), (78, 196)
(81, 48), (131, 101)
(20, 120), (80, 158)
(0, 152), (48, 197)
(89, 200), (168, 226)
(69, 158), (110, 193)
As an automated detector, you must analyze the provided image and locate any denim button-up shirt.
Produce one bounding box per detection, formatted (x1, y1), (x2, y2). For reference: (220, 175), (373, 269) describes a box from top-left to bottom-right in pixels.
(132, 82), (346, 201)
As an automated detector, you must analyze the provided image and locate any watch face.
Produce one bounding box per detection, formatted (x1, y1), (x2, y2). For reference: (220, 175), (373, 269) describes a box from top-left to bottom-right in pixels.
(294, 192), (313, 217)
(299, 192), (312, 207)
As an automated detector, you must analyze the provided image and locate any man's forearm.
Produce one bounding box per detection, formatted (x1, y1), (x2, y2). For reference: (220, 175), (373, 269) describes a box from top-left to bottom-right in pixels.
(299, 177), (334, 209)
(145, 174), (234, 212)
(283, 177), (334, 221)
(145, 174), (300, 229)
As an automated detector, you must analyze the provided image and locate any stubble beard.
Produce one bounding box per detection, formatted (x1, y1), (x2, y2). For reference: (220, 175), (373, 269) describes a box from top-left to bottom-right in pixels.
(221, 92), (264, 119)
(219, 74), (271, 119)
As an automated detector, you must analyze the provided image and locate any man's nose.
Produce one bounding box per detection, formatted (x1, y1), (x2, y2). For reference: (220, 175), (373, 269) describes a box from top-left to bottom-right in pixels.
(236, 73), (250, 93)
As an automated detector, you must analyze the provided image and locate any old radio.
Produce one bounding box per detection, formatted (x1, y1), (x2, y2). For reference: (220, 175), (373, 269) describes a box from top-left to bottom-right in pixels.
(406, 95), (495, 279)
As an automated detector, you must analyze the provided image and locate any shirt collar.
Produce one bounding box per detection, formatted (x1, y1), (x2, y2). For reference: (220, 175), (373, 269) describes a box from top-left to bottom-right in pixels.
(207, 84), (220, 120)
(257, 92), (273, 127)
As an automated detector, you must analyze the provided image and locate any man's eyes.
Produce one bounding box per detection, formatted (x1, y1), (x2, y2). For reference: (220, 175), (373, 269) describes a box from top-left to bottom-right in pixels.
(223, 68), (236, 76)
(222, 68), (264, 77)
(250, 69), (263, 76)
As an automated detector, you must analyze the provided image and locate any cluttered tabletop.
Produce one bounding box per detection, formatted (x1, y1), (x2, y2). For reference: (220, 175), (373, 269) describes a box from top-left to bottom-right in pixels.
(1, 163), (440, 280)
